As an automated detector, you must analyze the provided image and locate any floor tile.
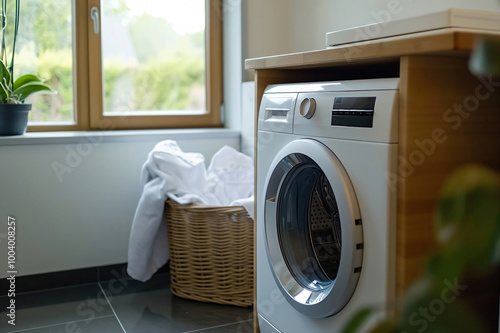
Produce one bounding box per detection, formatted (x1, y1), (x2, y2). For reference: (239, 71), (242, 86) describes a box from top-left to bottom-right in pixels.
(106, 275), (253, 333)
(97, 262), (170, 282)
(190, 320), (254, 333)
(4, 315), (124, 333)
(0, 283), (114, 333)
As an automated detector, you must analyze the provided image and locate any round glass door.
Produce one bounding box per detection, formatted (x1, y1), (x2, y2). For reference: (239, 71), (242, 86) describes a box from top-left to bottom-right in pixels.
(277, 156), (341, 292)
(264, 139), (363, 318)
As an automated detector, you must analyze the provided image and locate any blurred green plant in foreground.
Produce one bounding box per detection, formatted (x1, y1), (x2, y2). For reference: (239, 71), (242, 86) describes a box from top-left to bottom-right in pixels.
(343, 164), (500, 333)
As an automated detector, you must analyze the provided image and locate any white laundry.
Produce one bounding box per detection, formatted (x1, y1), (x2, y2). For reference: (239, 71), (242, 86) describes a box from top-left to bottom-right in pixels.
(127, 140), (254, 282)
(206, 145), (254, 206)
(231, 195), (255, 220)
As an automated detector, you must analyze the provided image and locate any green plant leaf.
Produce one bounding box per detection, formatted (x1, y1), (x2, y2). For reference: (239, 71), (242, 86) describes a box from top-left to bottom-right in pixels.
(13, 81), (55, 103)
(400, 296), (489, 333)
(368, 320), (397, 333)
(13, 73), (44, 90)
(469, 37), (500, 77)
(436, 164), (500, 272)
(0, 59), (11, 92)
(425, 250), (467, 286)
(341, 308), (373, 333)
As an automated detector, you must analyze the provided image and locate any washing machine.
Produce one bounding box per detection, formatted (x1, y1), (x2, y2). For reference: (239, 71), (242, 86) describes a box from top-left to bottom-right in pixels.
(256, 78), (399, 332)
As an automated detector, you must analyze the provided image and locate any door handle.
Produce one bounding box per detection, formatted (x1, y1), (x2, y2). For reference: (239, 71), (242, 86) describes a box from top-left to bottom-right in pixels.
(90, 6), (99, 34)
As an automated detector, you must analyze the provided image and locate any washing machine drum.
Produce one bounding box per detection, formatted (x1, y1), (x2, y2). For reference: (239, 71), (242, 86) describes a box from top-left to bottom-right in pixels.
(263, 139), (364, 318)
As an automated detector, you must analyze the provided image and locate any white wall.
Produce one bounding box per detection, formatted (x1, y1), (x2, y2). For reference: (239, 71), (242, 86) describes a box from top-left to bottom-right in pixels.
(223, 0), (256, 158)
(243, 0), (291, 59)
(240, 81), (255, 158)
(223, 0), (243, 131)
(0, 130), (239, 278)
(244, 0), (500, 58)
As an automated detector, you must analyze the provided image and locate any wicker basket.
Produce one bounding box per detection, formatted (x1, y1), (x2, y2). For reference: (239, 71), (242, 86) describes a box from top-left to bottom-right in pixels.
(165, 200), (254, 307)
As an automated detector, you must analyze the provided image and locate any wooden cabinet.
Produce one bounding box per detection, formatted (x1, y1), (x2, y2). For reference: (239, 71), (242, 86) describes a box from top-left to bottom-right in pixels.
(246, 29), (500, 333)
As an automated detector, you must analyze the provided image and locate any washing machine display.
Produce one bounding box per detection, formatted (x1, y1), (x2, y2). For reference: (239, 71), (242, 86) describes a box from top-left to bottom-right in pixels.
(264, 139), (363, 318)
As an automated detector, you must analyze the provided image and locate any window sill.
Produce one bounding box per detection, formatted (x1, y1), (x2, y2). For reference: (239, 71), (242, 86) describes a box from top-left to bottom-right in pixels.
(0, 128), (240, 146)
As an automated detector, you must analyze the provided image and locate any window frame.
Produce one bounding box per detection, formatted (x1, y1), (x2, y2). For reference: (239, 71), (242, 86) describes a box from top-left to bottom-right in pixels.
(28, 0), (222, 132)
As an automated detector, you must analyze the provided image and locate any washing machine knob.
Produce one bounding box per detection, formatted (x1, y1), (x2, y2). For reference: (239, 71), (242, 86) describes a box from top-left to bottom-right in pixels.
(299, 97), (316, 119)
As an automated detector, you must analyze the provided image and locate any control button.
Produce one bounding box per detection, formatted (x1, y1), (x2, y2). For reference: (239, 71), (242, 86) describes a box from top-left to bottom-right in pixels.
(299, 98), (316, 119)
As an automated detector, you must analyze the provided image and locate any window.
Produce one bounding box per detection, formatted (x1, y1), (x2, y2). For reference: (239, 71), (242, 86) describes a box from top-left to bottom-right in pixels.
(13, 0), (74, 125)
(18, 0), (222, 132)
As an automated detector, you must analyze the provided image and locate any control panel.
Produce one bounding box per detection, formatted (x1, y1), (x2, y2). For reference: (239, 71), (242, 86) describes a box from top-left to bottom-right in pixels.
(259, 78), (399, 143)
(331, 97), (376, 128)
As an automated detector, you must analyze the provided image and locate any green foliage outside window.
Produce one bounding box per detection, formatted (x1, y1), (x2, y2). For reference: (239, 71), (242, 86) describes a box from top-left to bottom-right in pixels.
(11, 0), (205, 122)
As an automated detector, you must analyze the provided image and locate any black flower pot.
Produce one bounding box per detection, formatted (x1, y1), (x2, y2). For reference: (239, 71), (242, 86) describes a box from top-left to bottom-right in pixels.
(0, 103), (32, 136)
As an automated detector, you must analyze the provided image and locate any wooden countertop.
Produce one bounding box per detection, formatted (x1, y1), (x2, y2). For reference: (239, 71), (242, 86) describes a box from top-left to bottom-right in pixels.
(245, 28), (500, 70)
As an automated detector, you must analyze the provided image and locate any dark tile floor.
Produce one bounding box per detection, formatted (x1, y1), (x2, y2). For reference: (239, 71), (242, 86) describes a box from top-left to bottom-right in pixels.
(0, 273), (253, 333)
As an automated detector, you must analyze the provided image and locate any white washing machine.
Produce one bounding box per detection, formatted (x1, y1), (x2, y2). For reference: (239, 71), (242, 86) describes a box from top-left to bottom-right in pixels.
(256, 78), (399, 332)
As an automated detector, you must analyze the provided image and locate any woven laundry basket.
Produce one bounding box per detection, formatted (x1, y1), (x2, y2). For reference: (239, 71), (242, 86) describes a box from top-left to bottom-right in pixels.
(165, 200), (254, 307)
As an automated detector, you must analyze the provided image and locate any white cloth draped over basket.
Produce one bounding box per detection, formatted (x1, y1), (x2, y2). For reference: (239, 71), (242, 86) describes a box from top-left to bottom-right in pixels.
(127, 140), (254, 282)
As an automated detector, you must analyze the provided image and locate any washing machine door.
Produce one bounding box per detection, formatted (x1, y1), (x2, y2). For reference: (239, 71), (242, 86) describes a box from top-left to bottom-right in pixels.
(263, 139), (363, 318)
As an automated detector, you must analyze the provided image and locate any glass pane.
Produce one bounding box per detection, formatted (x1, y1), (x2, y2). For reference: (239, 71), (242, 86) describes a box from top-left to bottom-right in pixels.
(277, 154), (342, 292)
(12, 0), (74, 122)
(101, 0), (206, 114)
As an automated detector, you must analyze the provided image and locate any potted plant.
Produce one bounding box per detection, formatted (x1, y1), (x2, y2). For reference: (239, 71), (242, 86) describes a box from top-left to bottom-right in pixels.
(0, 0), (55, 136)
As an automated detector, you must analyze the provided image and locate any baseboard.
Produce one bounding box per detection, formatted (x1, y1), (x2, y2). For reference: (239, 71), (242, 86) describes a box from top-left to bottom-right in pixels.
(0, 261), (170, 296)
